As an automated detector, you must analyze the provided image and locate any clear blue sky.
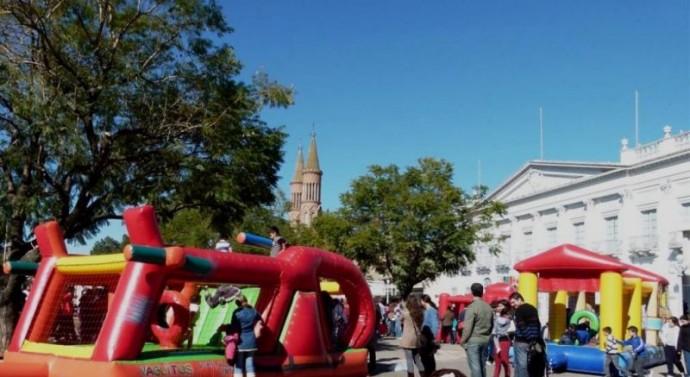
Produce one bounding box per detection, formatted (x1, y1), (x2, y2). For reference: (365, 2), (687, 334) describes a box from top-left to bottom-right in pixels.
(76, 0), (690, 252)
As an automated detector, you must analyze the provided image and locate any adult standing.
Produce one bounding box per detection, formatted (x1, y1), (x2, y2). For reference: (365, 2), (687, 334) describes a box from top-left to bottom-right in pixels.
(392, 301), (403, 338)
(221, 294), (263, 377)
(677, 315), (690, 373)
(268, 226), (287, 257)
(661, 316), (685, 375)
(441, 305), (456, 343)
(399, 295), (426, 377)
(509, 292), (544, 377)
(332, 298), (349, 349)
(460, 283), (494, 377)
(420, 295), (440, 374)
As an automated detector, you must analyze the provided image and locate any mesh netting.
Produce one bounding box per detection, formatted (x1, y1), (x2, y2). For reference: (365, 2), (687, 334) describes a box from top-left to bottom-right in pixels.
(29, 273), (121, 345)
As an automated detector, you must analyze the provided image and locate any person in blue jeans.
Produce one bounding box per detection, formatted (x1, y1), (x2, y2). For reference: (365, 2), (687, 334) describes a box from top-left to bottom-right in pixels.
(509, 292), (543, 377)
(421, 294), (440, 374)
(394, 302), (403, 338)
(461, 283), (495, 377)
(220, 294), (263, 377)
(617, 326), (647, 377)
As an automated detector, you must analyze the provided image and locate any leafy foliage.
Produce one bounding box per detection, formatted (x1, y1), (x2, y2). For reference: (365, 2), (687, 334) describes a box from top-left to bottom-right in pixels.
(322, 158), (505, 297)
(0, 0), (292, 355)
(90, 235), (129, 255)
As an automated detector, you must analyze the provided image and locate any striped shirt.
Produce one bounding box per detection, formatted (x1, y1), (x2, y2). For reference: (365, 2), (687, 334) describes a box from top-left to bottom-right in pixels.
(514, 303), (541, 342)
(605, 334), (618, 353)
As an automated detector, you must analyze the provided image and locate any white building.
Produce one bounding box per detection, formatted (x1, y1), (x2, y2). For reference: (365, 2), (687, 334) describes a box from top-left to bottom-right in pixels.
(427, 125), (690, 316)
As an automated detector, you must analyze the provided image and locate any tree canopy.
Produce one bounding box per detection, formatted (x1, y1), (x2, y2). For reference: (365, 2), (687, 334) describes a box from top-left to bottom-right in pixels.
(314, 158), (505, 297)
(0, 0), (292, 354)
(90, 235), (129, 255)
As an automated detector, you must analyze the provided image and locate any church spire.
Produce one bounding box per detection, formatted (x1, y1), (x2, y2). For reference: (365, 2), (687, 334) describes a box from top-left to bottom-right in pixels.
(305, 128), (320, 171)
(291, 145), (304, 183)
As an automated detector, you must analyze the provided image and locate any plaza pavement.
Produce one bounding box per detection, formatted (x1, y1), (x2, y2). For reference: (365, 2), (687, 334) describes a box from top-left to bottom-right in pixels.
(371, 337), (670, 377)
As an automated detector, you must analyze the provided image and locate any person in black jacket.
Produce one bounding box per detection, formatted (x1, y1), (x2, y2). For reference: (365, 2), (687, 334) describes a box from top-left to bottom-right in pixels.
(677, 315), (690, 375)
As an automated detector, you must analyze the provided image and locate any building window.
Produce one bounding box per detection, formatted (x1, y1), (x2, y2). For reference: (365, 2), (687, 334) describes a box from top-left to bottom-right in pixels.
(573, 222), (585, 246)
(546, 227), (557, 247)
(641, 209), (657, 237)
(605, 216), (619, 242)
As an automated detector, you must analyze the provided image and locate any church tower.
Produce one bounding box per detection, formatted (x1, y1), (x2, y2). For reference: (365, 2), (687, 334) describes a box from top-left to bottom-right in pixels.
(289, 131), (322, 226)
(289, 146), (304, 224)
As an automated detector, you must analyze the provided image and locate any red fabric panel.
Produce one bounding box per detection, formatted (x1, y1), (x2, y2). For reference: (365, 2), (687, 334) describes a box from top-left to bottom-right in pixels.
(538, 277), (600, 292)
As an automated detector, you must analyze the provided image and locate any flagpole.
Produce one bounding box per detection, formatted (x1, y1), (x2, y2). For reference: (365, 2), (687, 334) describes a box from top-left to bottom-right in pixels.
(635, 90), (639, 147)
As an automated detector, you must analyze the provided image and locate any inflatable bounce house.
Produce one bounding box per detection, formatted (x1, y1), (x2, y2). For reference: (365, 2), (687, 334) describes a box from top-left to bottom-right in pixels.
(515, 244), (667, 374)
(0, 205), (375, 377)
(436, 283), (516, 342)
(438, 282), (516, 316)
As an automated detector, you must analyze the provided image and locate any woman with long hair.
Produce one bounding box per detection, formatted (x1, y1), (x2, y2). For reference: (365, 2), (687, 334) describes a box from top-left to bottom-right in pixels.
(222, 294), (263, 377)
(420, 294), (440, 375)
(660, 316), (685, 376)
(400, 295), (426, 377)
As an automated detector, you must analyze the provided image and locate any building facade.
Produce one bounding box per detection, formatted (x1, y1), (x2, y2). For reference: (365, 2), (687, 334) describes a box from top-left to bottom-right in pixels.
(427, 126), (690, 316)
(289, 132), (322, 226)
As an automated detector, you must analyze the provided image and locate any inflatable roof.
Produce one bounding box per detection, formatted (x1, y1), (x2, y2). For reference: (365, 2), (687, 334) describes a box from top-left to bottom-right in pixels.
(514, 243), (668, 291)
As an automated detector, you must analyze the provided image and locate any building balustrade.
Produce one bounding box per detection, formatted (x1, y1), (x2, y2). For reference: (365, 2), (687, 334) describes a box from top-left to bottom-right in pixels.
(621, 128), (690, 165)
(629, 234), (659, 256)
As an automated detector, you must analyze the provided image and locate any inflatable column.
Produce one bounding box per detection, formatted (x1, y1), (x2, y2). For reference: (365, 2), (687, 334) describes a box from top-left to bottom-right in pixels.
(622, 290), (631, 331)
(624, 278), (643, 336)
(600, 272), (623, 350)
(575, 291), (587, 311)
(644, 282), (661, 345)
(518, 272), (538, 308)
(549, 290), (568, 341)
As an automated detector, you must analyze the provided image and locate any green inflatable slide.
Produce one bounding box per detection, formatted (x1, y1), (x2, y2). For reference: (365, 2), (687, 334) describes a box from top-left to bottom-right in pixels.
(192, 286), (260, 346)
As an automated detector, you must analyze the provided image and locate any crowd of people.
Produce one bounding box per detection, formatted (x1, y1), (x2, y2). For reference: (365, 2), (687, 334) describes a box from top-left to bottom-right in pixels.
(374, 286), (690, 377)
(374, 286), (548, 377)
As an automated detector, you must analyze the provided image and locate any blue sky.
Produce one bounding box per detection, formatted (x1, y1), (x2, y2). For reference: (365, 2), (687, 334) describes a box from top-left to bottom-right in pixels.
(76, 0), (690, 252)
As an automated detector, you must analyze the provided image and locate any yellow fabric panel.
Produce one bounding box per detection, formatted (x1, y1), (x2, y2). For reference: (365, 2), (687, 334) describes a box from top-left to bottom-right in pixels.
(21, 341), (94, 359)
(320, 281), (341, 294)
(56, 254), (125, 274)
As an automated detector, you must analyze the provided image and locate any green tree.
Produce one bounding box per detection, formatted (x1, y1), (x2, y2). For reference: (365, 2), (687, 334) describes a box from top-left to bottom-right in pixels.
(160, 209), (215, 248)
(155, 189), (292, 254)
(231, 189), (292, 254)
(90, 236), (123, 255)
(305, 211), (353, 252)
(0, 0), (293, 354)
(335, 158), (505, 297)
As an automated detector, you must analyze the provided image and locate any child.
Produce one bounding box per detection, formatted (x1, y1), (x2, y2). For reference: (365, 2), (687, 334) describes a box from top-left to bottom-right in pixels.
(603, 326), (623, 377)
(559, 324), (577, 345)
(617, 326), (647, 377)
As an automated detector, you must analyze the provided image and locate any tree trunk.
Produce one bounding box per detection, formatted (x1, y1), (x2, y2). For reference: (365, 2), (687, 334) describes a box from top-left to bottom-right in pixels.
(0, 247), (37, 359)
(0, 275), (25, 359)
(399, 284), (414, 300)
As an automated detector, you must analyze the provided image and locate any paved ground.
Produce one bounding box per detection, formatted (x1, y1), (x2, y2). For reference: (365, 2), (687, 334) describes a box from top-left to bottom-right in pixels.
(371, 337), (671, 377)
